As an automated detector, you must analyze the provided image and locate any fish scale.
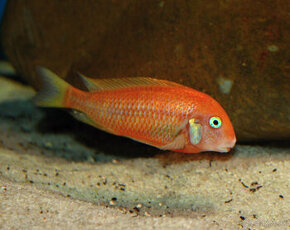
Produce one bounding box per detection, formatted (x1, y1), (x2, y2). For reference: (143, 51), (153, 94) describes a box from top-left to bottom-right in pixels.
(66, 86), (191, 146)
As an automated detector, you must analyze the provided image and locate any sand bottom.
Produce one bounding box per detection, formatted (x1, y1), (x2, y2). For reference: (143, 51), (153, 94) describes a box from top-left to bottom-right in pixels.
(0, 76), (289, 229)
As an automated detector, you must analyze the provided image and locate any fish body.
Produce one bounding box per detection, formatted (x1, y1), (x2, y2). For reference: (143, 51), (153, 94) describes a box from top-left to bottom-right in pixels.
(35, 67), (236, 153)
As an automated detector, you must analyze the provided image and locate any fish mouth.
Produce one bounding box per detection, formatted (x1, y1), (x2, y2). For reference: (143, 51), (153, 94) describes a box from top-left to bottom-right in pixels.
(217, 147), (232, 152)
(217, 139), (236, 152)
(206, 145), (234, 153)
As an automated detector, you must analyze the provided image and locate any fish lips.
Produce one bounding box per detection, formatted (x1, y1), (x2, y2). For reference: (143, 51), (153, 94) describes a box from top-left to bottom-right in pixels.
(217, 138), (237, 152)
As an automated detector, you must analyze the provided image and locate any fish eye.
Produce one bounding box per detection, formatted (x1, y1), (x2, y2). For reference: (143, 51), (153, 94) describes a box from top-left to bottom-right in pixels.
(209, 117), (222, 128)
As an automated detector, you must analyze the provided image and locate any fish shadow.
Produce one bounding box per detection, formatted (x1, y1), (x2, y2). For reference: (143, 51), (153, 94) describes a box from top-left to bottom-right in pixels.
(36, 109), (236, 163)
(0, 99), (235, 163)
(155, 149), (235, 166)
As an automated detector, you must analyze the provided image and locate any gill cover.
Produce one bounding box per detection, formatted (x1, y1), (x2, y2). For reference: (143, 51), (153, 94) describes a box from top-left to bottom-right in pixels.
(189, 118), (202, 145)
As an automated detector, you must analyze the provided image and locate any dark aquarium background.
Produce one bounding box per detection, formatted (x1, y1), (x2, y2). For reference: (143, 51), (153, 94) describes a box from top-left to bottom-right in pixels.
(0, 0), (7, 58)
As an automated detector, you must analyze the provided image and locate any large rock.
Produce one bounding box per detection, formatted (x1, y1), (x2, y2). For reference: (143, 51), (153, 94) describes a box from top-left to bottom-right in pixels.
(1, 0), (289, 141)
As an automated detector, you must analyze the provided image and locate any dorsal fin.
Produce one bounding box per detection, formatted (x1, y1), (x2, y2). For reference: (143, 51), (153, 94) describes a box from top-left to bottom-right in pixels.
(78, 73), (183, 92)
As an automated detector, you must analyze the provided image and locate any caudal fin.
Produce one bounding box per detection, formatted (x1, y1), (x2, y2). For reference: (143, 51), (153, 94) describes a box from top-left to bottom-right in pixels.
(34, 67), (70, 107)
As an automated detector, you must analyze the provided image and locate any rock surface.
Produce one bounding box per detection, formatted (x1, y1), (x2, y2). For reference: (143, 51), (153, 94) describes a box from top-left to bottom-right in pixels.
(1, 0), (290, 141)
(0, 76), (289, 229)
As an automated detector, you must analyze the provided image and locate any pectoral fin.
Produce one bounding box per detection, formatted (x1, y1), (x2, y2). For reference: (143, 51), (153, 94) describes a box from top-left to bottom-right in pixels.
(189, 118), (202, 145)
(160, 133), (187, 150)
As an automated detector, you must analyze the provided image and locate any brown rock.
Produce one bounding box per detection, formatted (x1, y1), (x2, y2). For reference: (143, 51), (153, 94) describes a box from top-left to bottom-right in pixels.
(1, 0), (289, 141)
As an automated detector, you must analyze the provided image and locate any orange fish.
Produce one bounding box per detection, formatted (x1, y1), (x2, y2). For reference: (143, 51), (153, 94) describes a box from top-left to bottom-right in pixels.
(34, 67), (236, 153)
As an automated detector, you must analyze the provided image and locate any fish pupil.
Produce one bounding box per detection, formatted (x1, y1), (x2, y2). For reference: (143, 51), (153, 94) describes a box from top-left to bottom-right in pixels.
(213, 120), (219, 125)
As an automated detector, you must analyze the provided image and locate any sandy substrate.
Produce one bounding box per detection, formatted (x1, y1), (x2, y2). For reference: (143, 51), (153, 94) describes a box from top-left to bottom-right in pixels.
(0, 76), (289, 229)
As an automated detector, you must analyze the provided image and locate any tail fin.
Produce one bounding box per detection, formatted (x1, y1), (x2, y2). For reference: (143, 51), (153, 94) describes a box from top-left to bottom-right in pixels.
(34, 66), (70, 107)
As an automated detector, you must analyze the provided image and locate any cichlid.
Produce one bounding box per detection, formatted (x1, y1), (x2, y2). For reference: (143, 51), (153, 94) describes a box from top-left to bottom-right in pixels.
(34, 67), (236, 153)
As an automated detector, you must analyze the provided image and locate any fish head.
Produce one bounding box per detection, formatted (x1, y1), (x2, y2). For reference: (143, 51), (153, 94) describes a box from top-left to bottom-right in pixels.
(187, 100), (236, 153)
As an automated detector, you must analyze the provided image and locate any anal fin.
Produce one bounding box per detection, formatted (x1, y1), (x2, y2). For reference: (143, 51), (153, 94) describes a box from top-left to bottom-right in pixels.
(70, 110), (112, 133)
